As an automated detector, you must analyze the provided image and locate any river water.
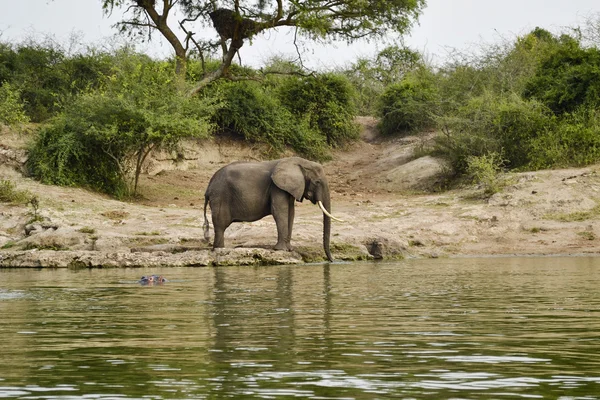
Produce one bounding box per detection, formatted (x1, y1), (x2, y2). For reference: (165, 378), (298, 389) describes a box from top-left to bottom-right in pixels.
(1, 257), (600, 399)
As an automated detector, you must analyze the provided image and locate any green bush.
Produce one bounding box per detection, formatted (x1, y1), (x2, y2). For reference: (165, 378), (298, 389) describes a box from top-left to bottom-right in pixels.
(377, 67), (440, 135)
(0, 41), (113, 122)
(343, 45), (423, 115)
(466, 152), (506, 195)
(27, 54), (215, 197)
(278, 73), (359, 147)
(436, 64), (487, 116)
(431, 30), (549, 123)
(209, 79), (337, 161)
(523, 35), (600, 114)
(0, 83), (29, 126)
(528, 108), (600, 169)
(209, 81), (322, 159)
(434, 92), (554, 173)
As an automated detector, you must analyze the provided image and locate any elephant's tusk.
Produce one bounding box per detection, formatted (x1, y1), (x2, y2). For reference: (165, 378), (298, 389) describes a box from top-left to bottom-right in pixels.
(318, 201), (345, 222)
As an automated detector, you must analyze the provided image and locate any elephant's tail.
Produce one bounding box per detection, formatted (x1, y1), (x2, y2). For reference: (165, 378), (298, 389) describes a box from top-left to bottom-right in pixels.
(203, 196), (210, 241)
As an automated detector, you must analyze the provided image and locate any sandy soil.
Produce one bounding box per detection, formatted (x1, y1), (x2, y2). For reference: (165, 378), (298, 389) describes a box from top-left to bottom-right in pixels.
(2, 118), (600, 267)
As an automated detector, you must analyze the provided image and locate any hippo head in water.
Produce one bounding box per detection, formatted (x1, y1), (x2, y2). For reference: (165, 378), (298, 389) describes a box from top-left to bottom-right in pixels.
(139, 275), (167, 285)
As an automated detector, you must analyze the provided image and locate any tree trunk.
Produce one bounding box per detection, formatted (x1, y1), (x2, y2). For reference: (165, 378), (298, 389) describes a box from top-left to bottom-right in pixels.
(188, 40), (242, 96)
(140, 3), (188, 79)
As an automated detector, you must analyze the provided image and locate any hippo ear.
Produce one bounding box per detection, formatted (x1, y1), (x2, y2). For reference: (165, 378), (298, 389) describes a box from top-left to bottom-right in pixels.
(272, 158), (305, 201)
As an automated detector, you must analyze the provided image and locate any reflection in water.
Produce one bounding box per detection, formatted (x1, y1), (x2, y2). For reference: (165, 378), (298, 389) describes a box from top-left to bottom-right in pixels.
(1, 257), (600, 398)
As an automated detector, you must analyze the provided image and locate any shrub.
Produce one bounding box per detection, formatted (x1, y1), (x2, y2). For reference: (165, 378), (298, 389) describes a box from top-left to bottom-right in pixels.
(0, 41), (113, 122)
(377, 66), (440, 135)
(343, 45), (422, 115)
(278, 73), (359, 147)
(209, 80), (331, 160)
(434, 28), (560, 119)
(434, 92), (554, 173)
(27, 54), (215, 197)
(523, 35), (600, 115)
(528, 108), (600, 169)
(0, 83), (29, 126)
(466, 152), (506, 195)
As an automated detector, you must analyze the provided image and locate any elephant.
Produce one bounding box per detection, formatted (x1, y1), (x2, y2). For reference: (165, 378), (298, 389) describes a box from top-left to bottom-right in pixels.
(203, 157), (342, 262)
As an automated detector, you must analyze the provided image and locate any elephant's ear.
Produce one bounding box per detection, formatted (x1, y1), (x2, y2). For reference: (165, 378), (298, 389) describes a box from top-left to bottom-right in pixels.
(272, 158), (305, 201)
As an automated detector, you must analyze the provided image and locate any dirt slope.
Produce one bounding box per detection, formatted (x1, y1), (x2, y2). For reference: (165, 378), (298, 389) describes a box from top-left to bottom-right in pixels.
(2, 119), (600, 267)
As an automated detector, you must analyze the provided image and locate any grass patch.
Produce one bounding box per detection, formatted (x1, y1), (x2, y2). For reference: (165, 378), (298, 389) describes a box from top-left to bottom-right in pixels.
(127, 237), (169, 246)
(78, 227), (96, 234)
(577, 231), (596, 241)
(1, 241), (17, 249)
(101, 210), (130, 220)
(0, 179), (31, 204)
(544, 205), (600, 222)
(22, 243), (67, 251)
(135, 231), (161, 236)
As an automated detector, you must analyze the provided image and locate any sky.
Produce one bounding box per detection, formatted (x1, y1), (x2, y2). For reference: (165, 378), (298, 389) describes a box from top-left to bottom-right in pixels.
(0, 0), (598, 69)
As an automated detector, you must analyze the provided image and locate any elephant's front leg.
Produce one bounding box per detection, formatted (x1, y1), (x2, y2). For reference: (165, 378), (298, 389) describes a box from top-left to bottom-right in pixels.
(272, 189), (294, 251)
(287, 195), (294, 245)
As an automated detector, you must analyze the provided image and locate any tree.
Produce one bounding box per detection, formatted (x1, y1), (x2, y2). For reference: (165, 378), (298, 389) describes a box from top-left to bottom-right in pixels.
(101, 0), (426, 94)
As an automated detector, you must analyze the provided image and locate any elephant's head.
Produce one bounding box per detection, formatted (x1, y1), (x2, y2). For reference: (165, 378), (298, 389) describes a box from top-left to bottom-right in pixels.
(272, 157), (342, 262)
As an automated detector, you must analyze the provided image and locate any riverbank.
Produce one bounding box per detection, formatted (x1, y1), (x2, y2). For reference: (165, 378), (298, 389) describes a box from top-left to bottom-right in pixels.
(2, 119), (600, 267)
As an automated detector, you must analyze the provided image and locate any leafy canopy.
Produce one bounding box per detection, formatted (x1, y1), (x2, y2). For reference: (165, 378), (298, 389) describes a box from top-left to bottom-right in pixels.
(101, 0), (425, 90)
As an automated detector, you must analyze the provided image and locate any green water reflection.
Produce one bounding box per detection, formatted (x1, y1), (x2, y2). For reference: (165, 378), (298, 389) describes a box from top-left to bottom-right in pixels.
(1, 257), (600, 398)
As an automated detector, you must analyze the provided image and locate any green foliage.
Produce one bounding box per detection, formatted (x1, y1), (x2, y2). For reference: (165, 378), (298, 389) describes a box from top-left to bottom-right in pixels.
(0, 83), (29, 126)
(465, 152), (506, 195)
(378, 67), (440, 135)
(208, 80), (330, 160)
(523, 36), (600, 115)
(343, 45), (423, 115)
(434, 93), (554, 173)
(430, 28), (600, 176)
(278, 73), (359, 147)
(27, 52), (215, 197)
(0, 179), (32, 204)
(528, 108), (600, 169)
(0, 41), (113, 122)
(209, 73), (358, 160)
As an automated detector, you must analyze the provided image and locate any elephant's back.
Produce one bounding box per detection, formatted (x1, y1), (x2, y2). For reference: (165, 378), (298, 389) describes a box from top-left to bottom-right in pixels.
(205, 160), (275, 197)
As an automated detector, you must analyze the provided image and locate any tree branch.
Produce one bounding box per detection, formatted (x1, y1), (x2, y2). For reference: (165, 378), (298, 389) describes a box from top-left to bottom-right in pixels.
(188, 41), (241, 96)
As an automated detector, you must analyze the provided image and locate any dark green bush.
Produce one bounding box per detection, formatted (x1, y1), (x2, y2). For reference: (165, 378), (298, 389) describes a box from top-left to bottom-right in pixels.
(377, 67), (440, 135)
(278, 73), (359, 147)
(0, 41), (113, 122)
(8, 44), (67, 122)
(523, 35), (600, 114)
(209, 80), (330, 160)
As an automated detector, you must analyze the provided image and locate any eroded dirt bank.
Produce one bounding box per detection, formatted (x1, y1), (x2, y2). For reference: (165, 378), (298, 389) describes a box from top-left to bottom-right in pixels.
(2, 118), (600, 267)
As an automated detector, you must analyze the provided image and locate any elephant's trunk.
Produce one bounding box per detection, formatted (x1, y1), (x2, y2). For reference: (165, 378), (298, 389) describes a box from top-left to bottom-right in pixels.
(321, 186), (333, 262)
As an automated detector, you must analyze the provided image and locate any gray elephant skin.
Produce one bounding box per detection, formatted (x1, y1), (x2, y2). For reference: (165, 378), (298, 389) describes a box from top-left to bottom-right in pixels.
(203, 157), (339, 261)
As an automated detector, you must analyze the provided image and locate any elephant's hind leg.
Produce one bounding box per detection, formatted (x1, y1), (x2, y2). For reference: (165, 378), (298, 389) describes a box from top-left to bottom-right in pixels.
(211, 203), (231, 249)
